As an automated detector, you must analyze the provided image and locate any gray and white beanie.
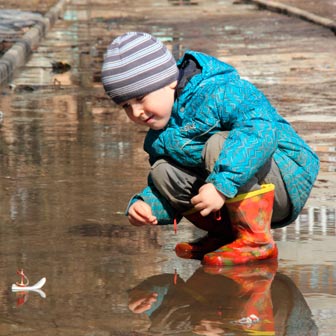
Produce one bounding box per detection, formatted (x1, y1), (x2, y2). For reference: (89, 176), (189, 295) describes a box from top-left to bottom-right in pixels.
(101, 32), (179, 104)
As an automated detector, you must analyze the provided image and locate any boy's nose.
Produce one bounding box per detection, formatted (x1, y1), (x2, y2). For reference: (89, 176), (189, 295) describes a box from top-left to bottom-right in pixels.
(131, 104), (143, 118)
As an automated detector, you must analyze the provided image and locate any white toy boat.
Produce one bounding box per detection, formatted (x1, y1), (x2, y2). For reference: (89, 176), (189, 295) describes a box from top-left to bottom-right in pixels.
(11, 270), (46, 298)
(12, 277), (46, 291)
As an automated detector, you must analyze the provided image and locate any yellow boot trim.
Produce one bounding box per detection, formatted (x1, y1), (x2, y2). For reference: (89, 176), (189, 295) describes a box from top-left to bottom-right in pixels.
(226, 184), (275, 204)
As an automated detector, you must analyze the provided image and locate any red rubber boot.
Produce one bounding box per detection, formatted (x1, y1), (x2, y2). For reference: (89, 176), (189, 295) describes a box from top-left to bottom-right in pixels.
(203, 184), (278, 266)
(175, 208), (235, 259)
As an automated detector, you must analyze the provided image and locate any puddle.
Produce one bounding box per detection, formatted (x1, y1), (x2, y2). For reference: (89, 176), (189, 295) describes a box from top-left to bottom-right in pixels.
(0, 0), (335, 334)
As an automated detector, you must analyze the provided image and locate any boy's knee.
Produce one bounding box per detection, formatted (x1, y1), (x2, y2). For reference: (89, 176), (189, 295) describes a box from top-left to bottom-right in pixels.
(150, 159), (205, 212)
(150, 159), (171, 187)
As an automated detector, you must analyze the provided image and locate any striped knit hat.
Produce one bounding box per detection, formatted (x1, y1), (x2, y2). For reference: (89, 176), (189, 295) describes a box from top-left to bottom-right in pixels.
(101, 32), (179, 104)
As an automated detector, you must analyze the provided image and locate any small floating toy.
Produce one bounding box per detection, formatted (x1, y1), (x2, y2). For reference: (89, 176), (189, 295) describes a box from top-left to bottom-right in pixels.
(11, 269), (46, 294)
(11, 270), (46, 306)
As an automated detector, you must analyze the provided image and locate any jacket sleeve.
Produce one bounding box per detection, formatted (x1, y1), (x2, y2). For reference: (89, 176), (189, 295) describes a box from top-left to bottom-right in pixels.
(206, 80), (279, 198)
(125, 175), (180, 225)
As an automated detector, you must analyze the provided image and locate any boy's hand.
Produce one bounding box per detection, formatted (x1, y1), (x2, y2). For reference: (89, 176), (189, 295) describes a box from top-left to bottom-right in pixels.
(128, 291), (158, 314)
(128, 200), (158, 226)
(191, 183), (226, 217)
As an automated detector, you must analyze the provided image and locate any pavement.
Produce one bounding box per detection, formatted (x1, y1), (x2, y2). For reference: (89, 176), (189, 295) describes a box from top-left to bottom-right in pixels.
(0, 0), (67, 85)
(0, 0), (335, 86)
(246, 0), (336, 33)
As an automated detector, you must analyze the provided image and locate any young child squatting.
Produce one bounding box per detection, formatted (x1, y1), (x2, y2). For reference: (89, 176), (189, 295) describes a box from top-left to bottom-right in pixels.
(101, 32), (319, 266)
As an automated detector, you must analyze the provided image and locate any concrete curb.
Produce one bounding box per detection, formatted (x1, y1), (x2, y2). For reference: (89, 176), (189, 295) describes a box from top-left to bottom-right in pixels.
(0, 0), (68, 86)
(246, 0), (336, 35)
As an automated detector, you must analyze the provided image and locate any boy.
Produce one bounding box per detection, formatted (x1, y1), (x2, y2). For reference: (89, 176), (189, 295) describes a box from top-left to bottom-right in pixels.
(101, 32), (319, 266)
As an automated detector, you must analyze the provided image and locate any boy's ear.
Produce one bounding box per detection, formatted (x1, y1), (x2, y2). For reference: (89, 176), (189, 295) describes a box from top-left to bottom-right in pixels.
(169, 80), (178, 89)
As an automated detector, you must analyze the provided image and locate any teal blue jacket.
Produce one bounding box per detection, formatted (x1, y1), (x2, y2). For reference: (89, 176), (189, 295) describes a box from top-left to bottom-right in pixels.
(128, 51), (319, 226)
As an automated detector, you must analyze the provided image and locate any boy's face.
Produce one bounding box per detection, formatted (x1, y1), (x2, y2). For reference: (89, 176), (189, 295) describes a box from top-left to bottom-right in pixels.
(121, 81), (177, 130)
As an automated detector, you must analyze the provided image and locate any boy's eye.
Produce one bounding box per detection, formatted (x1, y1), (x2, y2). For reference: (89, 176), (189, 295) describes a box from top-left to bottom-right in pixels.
(122, 103), (130, 109)
(136, 96), (145, 102)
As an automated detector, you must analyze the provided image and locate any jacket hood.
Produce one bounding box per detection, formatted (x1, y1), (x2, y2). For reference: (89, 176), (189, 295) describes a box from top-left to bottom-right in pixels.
(175, 50), (239, 101)
(177, 50), (238, 83)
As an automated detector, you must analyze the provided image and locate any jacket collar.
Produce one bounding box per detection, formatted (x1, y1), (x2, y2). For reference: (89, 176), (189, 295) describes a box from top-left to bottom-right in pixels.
(175, 53), (202, 100)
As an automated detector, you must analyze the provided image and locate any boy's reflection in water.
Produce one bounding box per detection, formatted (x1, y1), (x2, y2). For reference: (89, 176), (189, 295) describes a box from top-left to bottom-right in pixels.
(128, 261), (318, 335)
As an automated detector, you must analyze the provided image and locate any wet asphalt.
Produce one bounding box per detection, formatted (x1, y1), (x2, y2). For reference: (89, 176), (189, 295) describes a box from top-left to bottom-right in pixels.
(0, 0), (335, 335)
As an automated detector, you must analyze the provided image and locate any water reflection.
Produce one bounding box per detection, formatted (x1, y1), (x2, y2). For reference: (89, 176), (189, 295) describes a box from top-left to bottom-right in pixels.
(127, 262), (318, 335)
(274, 206), (336, 241)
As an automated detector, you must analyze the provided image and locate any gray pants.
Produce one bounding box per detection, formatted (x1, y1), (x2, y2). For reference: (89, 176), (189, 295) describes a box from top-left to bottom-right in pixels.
(150, 132), (291, 227)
